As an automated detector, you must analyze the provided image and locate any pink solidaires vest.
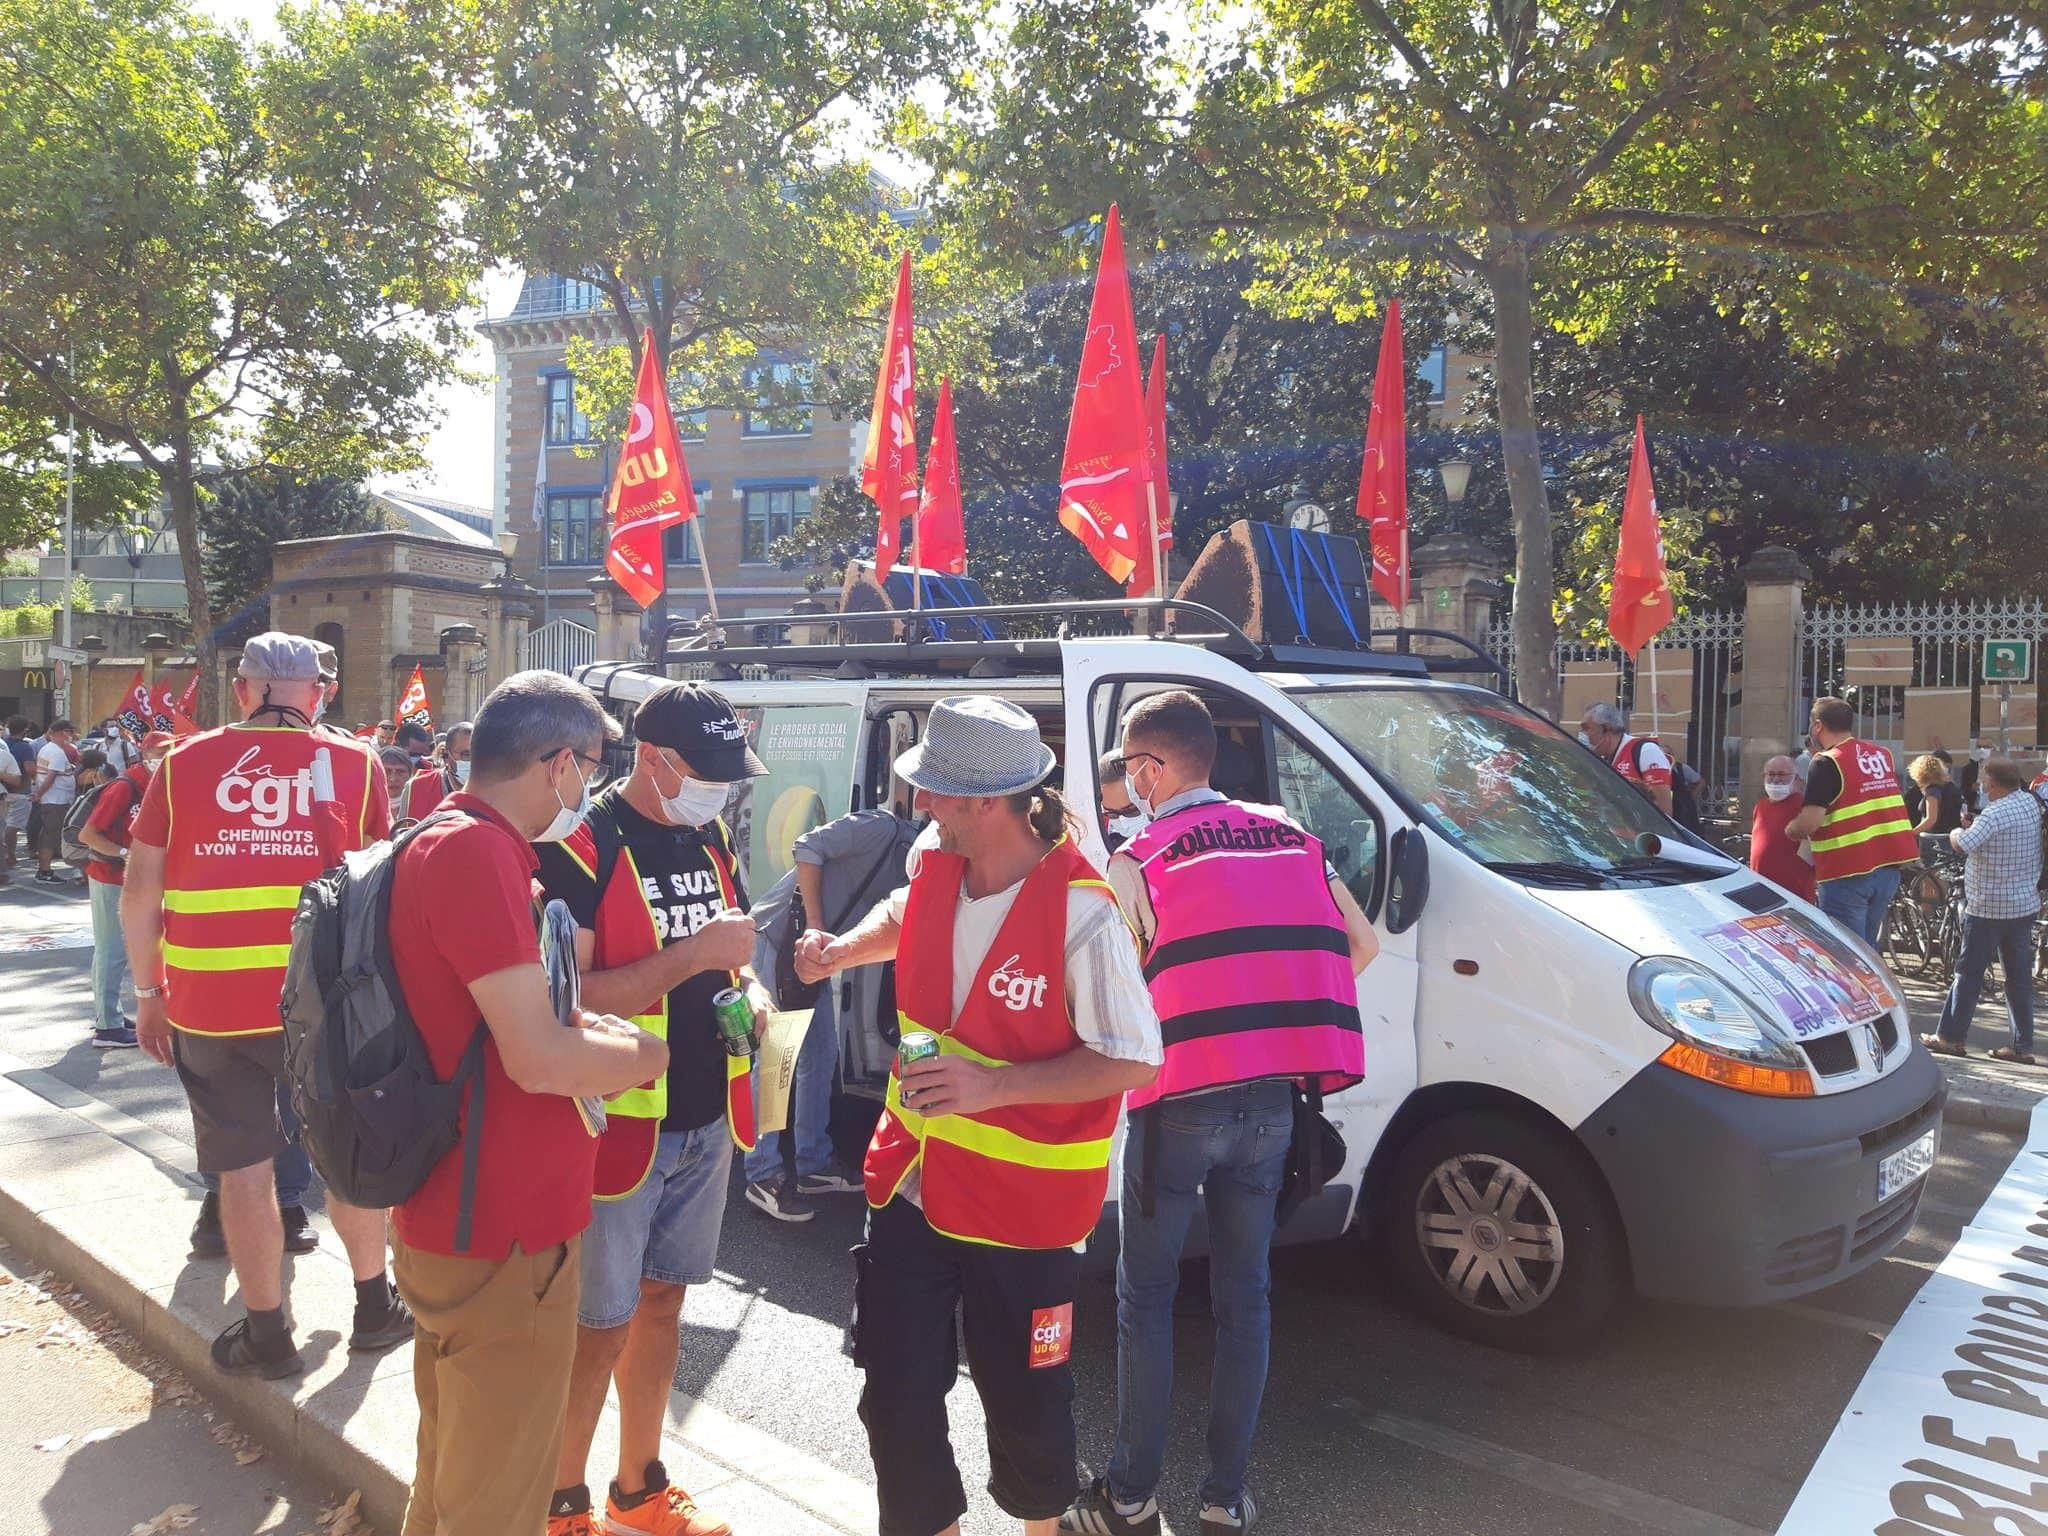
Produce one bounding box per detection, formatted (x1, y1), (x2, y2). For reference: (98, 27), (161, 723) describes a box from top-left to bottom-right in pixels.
(1124, 798), (1364, 1110)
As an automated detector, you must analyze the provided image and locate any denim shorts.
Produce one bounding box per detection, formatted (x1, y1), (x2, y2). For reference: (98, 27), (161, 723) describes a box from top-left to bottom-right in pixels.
(578, 1117), (731, 1329)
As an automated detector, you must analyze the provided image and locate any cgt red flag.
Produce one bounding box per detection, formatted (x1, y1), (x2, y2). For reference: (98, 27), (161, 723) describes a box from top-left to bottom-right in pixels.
(1126, 333), (1173, 598)
(1357, 299), (1409, 611)
(1609, 416), (1674, 660)
(117, 669), (151, 737)
(174, 673), (199, 735)
(915, 377), (967, 576)
(149, 678), (180, 732)
(395, 664), (432, 730)
(604, 329), (701, 609)
(864, 251), (920, 578)
(1058, 205), (1152, 588)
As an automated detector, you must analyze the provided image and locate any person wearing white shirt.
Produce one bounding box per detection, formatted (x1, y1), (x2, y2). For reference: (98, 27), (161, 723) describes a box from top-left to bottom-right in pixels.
(29, 718), (79, 883)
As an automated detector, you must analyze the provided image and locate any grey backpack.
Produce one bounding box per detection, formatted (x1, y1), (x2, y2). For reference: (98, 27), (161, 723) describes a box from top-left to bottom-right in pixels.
(279, 810), (490, 1251)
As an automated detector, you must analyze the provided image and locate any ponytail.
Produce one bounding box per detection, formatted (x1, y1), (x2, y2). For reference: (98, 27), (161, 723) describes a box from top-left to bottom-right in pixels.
(1008, 781), (1076, 844)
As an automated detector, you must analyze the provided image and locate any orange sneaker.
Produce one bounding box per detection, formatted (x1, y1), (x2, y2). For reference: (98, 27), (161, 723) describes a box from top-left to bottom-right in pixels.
(547, 1510), (598, 1536)
(605, 1460), (731, 1536)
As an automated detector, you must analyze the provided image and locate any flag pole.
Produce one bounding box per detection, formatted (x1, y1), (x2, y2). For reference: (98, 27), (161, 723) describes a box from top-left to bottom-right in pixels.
(1145, 479), (1165, 631)
(912, 509), (923, 619)
(696, 528), (720, 629)
(1646, 641), (1661, 747)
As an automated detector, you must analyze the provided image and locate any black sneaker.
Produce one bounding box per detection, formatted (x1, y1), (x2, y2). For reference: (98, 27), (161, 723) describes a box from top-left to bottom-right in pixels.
(92, 1025), (139, 1049)
(795, 1163), (863, 1196)
(350, 1291), (414, 1353)
(211, 1316), (303, 1379)
(189, 1192), (226, 1259)
(34, 870), (61, 884)
(1061, 1478), (1161, 1536)
(1199, 1489), (1259, 1536)
(280, 1204), (319, 1255)
(744, 1176), (815, 1223)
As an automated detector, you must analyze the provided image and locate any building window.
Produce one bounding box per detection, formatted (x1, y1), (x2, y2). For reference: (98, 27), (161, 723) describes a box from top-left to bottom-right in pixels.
(561, 277), (605, 312)
(546, 493), (603, 566)
(1419, 344), (1449, 405)
(545, 374), (590, 444)
(665, 518), (699, 563)
(742, 363), (812, 437)
(742, 486), (812, 563)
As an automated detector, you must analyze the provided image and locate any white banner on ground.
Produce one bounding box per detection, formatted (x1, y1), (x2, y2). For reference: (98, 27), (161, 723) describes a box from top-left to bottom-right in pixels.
(1780, 1101), (2048, 1535)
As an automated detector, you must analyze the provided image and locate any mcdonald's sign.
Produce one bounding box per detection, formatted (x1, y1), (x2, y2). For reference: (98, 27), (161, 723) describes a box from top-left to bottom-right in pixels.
(21, 670), (49, 690)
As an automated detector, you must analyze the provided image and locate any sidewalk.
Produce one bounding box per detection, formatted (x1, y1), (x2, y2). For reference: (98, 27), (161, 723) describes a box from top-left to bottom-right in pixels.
(1901, 975), (2045, 1137)
(0, 1059), (878, 1536)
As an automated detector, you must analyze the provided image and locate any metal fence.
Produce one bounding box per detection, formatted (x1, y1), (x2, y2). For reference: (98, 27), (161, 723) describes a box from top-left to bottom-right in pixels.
(519, 617), (597, 676)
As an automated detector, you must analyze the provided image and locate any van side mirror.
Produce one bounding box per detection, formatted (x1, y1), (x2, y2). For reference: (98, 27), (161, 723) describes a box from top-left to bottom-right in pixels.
(1385, 826), (1429, 935)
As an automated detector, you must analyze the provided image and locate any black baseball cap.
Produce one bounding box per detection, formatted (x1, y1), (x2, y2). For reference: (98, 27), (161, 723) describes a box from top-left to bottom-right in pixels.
(632, 682), (767, 782)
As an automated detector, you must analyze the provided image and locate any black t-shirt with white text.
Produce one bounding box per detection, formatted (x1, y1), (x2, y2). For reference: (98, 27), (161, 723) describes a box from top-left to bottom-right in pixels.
(536, 788), (749, 1134)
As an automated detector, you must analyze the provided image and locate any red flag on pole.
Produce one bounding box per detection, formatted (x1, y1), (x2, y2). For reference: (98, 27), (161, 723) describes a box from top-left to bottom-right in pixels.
(395, 664), (433, 730)
(915, 377), (967, 576)
(150, 678), (180, 732)
(604, 329), (700, 610)
(1058, 205), (1153, 588)
(1358, 299), (1409, 612)
(864, 252), (919, 578)
(174, 673), (199, 735)
(116, 670), (151, 737)
(1609, 416), (1674, 659)
(1126, 333), (1173, 598)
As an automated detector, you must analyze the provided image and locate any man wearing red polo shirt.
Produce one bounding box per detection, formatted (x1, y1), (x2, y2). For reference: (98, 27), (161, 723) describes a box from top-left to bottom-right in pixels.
(388, 670), (669, 1536)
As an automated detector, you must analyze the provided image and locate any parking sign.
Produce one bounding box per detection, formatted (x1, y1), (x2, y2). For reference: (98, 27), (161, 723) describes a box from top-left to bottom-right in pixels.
(1983, 639), (2033, 683)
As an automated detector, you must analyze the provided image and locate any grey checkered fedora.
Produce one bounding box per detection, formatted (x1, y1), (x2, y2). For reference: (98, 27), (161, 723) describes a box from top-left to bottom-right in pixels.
(895, 696), (1056, 798)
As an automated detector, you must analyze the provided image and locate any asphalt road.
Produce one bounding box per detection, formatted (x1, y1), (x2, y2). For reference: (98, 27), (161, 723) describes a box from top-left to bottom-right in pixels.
(0, 875), (2023, 1536)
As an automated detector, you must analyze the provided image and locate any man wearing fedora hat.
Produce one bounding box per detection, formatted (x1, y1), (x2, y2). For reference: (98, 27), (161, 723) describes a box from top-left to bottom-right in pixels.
(796, 695), (1161, 1536)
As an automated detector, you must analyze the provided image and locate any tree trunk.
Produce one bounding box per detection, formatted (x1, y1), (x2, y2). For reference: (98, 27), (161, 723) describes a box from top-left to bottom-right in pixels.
(164, 426), (219, 729)
(1484, 242), (1560, 720)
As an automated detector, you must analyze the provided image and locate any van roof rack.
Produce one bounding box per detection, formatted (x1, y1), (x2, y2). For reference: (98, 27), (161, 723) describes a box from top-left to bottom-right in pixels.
(642, 598), (1511, 694)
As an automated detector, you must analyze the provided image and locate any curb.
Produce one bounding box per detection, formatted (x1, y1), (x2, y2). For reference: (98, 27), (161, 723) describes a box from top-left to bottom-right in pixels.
(1941, 1092), (2034, 1139)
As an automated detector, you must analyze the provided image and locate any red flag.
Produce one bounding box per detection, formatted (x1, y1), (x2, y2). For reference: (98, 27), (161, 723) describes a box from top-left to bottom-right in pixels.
(863, 251), (919, 577)
(395, 664), (433, 730)
(117, 669), (151, 736)
(1358, 299), (1409, 611)
(1609, 416), (1674, 659)
(149, 678), (179, 731)
(604, 329), (700, 609)
(915, 377), (967, 576)
(1128, 333), (1173, 598)
(1058, 205), (1152, 587)
(174, 673), (200, 735)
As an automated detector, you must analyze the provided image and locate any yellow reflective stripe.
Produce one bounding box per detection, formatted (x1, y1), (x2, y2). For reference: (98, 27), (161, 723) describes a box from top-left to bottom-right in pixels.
(892, 1013), (1013, 1070)
(164, 941), (292, 972)
(631, 1014), (666, 1037)
(924, 1114), (1112, 1171)
(164, 885), (302, 914)
(1812, 815), (1913, 853)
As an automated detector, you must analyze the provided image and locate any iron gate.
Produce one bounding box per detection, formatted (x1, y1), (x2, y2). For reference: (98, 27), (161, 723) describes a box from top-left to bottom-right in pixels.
(519, 617), (597, 677)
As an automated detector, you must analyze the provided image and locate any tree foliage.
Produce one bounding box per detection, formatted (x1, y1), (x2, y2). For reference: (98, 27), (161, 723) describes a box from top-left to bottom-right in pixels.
(201, 473), (388, 645)
(0, 0), (480, 716)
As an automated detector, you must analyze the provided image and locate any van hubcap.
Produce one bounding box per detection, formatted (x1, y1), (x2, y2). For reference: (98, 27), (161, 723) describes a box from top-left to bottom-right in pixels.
(1415, 1153), (1565, 1317)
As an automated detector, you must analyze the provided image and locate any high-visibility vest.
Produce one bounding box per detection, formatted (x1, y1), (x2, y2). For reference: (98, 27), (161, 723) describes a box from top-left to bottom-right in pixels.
(863, 837), (1122, 1250)
(157, 725), (381, 1036)
(1123, 798), (1363, 1110)
(559, 793), (755, 1200)
(1812, 738), (1920, 883)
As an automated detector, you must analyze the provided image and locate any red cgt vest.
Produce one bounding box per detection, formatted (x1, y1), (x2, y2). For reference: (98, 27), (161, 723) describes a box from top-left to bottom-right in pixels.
(157, 725), (382, 1036)
(1811, 738), (1919, 883)
(864, 837), (1123, 1250)
(559, 796), (755, 1200)
(403, 767), (452, 823)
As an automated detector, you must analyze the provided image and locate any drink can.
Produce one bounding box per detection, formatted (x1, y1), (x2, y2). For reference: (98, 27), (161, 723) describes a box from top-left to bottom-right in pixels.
(712, 988), (755, 1056)
(897, 1031), (941, 1074)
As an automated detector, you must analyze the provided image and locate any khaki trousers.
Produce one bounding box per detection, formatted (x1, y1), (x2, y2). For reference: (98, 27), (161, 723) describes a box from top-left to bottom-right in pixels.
(394, 1235), (581, 1536)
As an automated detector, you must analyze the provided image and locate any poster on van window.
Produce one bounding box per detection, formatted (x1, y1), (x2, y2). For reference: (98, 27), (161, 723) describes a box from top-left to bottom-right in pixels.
(724, 705), (861, 897)
(1699, 913), (1893, 1037)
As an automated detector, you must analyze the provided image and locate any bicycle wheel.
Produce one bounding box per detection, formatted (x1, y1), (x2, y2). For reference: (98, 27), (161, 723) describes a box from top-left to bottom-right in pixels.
(1883, 897), (1931, 978)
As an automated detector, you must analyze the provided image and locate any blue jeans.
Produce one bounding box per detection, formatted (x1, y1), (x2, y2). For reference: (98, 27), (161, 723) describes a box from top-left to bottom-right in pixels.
(88, 877), (132, 1034)
(1818, 864), (1904, 948)
(580, 1117), (731, 1327)
(1938, 913), (2038, 1052)
(1109, 1081), (1293, 1510)
(200, 1078), (312, 1207)
(744, 988), (838, 1182)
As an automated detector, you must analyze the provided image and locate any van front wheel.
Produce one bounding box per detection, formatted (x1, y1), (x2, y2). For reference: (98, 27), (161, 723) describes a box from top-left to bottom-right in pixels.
(1384, 1113), (1624, 1353)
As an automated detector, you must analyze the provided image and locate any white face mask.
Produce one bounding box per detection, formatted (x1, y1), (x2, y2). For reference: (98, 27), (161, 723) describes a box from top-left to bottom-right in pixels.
(1973, 747), (1991, 762)
(534, 758), (593, 844)
(1577, 730), (1595, 749)
(1124, 773), (1152, 819)
(451, 759), (471, 786)
(1107, 812), (1148, 842)
(1763, 781), (1795, 801)
(660, 774), (730, 828)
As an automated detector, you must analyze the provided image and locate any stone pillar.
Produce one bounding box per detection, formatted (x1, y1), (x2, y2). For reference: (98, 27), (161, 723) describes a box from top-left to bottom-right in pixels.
(79, 634), (106, 727)
(587, 574), (641, 662)
(438, 624), (485, 721)
(480, 576), (537, 689)
(1408, 535), (1505, 651)
(143, 631), (170, 688)
(1738, 545), (1810, 823)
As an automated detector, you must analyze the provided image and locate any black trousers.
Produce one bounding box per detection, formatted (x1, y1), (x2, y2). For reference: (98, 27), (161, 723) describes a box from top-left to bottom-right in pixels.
(853, 1197), (1082, 1536)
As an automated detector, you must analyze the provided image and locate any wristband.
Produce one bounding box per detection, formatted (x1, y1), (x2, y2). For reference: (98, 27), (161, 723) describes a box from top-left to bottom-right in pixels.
(135, 984), (164, 1000)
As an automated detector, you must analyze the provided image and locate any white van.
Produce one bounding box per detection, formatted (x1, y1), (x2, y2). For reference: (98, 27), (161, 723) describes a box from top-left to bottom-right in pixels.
(580, 602), (1942, 1352)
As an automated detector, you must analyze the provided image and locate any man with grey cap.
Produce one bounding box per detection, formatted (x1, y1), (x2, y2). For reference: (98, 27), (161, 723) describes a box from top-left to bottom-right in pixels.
(123, 632), (408, 1379)
(796, 695), (1160, 1536)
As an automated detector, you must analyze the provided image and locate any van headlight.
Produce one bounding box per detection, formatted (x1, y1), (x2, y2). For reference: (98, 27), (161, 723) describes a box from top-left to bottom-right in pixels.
(1628, 957), (1815, 1098)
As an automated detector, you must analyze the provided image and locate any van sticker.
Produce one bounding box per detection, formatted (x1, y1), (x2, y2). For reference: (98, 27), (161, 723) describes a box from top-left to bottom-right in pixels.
(1699, 914), (1892, 1037)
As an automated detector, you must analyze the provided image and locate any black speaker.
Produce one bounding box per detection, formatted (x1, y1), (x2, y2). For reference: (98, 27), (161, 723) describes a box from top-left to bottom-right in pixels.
(1174, 520), (1372, 648)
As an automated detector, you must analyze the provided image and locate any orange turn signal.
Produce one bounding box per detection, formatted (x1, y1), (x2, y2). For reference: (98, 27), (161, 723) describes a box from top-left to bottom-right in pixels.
(1656, 1041), (1815, 1098)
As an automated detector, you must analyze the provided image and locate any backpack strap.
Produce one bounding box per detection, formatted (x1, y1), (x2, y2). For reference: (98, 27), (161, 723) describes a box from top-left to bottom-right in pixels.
(451, 1020), (489, 1255)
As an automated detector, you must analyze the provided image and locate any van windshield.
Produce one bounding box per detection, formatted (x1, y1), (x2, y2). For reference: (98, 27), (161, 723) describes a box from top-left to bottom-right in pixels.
(1292, 685), (1701, 885)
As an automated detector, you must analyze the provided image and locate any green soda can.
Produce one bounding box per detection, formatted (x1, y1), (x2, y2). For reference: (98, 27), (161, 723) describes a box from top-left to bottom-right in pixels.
(712, 988), (756, 1056)
(897, 1031), (941, 1074)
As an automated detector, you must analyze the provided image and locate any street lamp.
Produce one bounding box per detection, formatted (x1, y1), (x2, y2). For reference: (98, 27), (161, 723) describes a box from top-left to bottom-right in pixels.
(1438, 458), (1472, 506)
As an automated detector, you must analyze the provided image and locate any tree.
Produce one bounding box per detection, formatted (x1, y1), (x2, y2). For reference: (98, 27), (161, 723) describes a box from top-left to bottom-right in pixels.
(202, 474), (389, 645)
(912, 0), (2048, 713)
(771, 254), (1455, 599)
(0, 0), (479, 719)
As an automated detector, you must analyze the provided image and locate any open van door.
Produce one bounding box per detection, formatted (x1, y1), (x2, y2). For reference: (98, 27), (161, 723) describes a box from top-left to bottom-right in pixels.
(1062, 640), (1423, 1241)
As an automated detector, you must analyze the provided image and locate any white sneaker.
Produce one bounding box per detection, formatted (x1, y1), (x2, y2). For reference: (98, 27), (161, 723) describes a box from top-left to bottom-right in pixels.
(1199, 1489), (1258, 1535)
